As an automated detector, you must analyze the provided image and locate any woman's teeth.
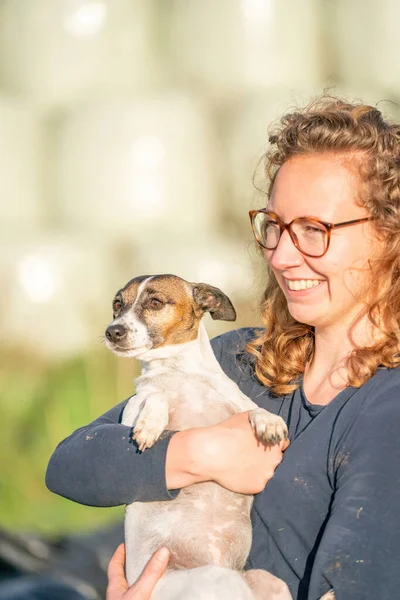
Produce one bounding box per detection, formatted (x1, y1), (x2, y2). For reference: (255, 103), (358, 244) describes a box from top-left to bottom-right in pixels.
(285, 279), (322, 291)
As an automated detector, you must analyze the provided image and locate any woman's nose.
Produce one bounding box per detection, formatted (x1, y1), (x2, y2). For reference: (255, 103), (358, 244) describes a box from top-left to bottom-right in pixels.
(267, 230), (304, 270)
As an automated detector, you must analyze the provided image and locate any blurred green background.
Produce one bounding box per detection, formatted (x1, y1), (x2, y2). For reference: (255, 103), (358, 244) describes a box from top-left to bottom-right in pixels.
(1, 0), (400, 536)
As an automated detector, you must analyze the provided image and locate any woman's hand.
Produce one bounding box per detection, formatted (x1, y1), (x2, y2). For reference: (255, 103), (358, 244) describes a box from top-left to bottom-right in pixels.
(106, 544), (170, 600)
(166, 411), (289, 494)
(206, 411), (289, 494)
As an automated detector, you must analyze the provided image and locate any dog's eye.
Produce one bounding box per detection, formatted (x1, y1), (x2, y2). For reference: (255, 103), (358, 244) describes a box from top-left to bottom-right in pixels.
(149, 298), (163, 310)
(113, 299), (122, 312)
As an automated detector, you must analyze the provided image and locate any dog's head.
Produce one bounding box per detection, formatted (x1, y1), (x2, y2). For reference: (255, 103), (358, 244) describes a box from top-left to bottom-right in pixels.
(104, 274), (236, 358)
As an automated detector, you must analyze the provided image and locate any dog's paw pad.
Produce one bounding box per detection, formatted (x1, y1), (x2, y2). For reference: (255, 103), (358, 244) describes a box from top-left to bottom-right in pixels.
(249, 408), (288, 446)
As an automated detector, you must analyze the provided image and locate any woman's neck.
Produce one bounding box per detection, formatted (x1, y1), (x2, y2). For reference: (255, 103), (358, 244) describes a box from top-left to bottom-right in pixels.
(304, 313), (381, 405)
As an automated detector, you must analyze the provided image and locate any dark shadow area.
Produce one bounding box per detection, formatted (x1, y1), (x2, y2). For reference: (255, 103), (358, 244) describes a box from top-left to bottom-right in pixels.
(0, 522), (124, 599)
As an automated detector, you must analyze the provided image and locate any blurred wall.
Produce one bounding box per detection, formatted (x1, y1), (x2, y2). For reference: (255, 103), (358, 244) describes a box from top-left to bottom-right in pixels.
(1, 0), (400, 533)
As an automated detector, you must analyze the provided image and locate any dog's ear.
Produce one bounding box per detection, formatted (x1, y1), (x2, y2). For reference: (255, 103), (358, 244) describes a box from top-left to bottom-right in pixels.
(192, 283), (236, 321)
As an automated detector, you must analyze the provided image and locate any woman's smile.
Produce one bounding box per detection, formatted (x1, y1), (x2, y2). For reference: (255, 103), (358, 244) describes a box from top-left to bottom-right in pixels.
(283, 278), (324, 291)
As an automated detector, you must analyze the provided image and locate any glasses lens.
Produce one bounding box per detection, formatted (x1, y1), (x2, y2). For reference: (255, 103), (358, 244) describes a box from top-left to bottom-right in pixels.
(291, 219), (328, 257)
(253, 213), (280, 249)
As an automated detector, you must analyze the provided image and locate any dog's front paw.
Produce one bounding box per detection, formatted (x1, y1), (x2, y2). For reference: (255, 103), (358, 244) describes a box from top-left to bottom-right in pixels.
(133, 419), (164, 451)
(132, 393), (169, 451)
(249, 408), (288, 446)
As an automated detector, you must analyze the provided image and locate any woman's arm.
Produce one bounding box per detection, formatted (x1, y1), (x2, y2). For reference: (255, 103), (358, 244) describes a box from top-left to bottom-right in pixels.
(308, 386), (400, 599)
(46, 403), (287, 506)
(166, 412), (288, 494)
(45, 399), (179, 506)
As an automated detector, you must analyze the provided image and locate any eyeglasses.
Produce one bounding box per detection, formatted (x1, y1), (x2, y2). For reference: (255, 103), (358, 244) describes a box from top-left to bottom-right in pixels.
(249, 210), (373, 258)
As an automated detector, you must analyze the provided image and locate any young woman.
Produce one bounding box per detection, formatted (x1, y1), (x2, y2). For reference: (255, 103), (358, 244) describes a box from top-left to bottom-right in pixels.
(47, 97), (400, 599)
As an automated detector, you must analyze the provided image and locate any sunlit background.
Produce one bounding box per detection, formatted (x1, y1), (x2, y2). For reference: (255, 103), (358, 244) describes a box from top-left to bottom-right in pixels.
(1, 0), (400, 539)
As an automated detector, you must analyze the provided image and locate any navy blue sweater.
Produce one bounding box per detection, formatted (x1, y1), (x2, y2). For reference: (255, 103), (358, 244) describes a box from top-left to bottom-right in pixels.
(46, 329), (400, 600)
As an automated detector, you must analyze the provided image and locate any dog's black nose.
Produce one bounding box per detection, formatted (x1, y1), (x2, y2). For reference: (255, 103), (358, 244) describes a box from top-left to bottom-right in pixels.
(105, 324), (127, 344)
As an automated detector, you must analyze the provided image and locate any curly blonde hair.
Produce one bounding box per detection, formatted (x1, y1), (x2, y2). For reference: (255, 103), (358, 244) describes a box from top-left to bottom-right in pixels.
(246, 96), (400, 395)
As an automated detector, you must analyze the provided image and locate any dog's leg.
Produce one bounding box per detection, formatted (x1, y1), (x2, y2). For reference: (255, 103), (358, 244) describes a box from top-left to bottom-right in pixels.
(121, 395), (145, 428)
(243, 569), (292, 600)
(132, 392), (169, 451)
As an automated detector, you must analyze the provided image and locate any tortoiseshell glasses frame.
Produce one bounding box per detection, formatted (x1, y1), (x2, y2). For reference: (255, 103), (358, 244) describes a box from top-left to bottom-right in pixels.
(249, 209), (373, 258)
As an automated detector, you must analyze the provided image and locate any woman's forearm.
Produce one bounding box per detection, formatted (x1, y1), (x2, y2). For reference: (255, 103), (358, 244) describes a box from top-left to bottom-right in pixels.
(166, 428), (212, 490)
(166, 414), (287, 495)
(46, 400), (180, 506)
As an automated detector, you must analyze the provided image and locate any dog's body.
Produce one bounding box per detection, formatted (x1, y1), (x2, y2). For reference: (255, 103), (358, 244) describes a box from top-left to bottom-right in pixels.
(105, 274), (332, 599)
(122, 322), (259, 583)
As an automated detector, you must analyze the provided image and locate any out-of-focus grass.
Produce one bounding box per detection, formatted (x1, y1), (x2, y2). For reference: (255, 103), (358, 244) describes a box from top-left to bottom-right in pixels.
(0, 346), (140, 534)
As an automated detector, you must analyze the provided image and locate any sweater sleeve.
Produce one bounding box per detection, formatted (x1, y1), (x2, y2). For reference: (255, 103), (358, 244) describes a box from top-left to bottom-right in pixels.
(45, 399), (179, 506)
(45, 330), (253, 507)
(307, 382), (400, 600)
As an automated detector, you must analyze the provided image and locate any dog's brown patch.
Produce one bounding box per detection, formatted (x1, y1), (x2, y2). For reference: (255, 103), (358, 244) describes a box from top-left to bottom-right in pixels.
(140, 276), (198, 347)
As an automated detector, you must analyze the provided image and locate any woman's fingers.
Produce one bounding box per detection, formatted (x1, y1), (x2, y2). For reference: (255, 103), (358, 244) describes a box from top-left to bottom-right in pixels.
(107, 544), (170, 600)
(128, 547), (170, 599)
(107, 544), (129, 598)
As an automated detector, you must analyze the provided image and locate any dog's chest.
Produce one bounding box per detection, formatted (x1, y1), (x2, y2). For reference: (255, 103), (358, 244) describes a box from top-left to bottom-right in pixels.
(141, 372), (240, 430)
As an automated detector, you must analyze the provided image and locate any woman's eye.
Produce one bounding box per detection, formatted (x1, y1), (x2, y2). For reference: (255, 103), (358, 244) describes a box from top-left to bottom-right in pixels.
(304, 225), (324, 235)
(262, 221), (279, 236)
(263, 221), (276, 231)
(149, 298), (163, 310)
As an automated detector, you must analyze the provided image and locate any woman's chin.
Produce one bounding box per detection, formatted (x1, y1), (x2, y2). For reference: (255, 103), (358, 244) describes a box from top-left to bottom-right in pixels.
(286, 304), (323, 328)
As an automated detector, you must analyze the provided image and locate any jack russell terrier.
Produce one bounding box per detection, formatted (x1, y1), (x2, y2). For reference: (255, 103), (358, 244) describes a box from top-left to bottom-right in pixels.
(104, 274), (334, 600)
